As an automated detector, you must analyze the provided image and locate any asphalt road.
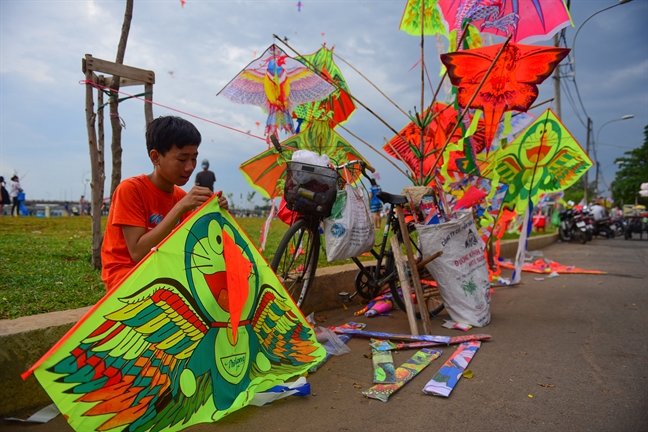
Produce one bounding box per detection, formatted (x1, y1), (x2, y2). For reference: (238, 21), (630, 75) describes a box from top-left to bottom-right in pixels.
(3, 235), (647, 432)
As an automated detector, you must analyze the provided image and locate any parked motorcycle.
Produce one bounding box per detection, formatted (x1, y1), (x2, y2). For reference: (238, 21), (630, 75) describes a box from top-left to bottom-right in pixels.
(591, 217), (615, 238)
(559, 208), (588, 244)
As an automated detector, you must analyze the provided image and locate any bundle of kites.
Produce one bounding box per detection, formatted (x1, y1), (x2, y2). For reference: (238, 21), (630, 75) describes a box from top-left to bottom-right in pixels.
(22, 1), (593, 431)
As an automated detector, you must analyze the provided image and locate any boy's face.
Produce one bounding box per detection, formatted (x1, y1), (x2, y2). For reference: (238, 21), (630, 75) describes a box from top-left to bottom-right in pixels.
(152, 144), (199, 186)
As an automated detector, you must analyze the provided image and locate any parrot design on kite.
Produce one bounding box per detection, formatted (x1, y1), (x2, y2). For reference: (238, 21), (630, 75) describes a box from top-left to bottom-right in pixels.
(218, 45), (335, 143)
(40, 211), (321, 431)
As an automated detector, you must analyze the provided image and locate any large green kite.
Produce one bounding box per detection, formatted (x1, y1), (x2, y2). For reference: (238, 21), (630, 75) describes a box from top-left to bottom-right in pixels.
(23, 196), (325, 431)
(480, 108), (592, 214)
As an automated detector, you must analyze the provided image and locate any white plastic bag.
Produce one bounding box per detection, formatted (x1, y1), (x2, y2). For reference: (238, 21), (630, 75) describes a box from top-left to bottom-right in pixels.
(417, 210), (491, 327)
(324, 184), (375, 262)
(291, 150), (330, 167)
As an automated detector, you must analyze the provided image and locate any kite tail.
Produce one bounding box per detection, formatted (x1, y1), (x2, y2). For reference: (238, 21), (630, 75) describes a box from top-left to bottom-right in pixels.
(265, 106), (295, 142)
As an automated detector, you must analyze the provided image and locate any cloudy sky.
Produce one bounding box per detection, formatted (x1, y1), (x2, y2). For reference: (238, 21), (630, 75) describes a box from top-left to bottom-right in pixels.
(1, 0), (646, 207)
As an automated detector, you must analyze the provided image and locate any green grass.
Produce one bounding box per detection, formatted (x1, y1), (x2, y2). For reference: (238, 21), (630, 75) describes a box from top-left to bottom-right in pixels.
(0, 216), (382, 320)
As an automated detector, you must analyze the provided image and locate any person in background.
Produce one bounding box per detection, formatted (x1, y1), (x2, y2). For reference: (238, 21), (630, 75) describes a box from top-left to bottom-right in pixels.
(101, 116), (228, 292)
(590, 201), (607, 221)
(10, 175), (22, 217)
(369, 179), (382, 229)
(0, 176), (10, 216)
(79, 195), (86, 216)
(195, 159), (216, 192)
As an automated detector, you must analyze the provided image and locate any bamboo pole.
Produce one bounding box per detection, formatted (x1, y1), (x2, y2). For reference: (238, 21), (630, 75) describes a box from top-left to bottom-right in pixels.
(330, 49), (409, 119)
(273, 35), (417, 158)
(419, 0), (426, 184)
(336, 124), (411, 180)
(395, 205), (433, 335)
(390, 236), (419, 335)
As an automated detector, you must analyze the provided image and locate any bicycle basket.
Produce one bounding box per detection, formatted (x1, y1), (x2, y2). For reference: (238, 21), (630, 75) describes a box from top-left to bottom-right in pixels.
(284, 161), (338, 217)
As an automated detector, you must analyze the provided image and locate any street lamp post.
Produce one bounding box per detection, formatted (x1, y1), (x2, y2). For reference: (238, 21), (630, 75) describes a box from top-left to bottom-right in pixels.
(569, 0), (634, 204)
(594, 115), (634, 196)
(571, 0), (634, 79)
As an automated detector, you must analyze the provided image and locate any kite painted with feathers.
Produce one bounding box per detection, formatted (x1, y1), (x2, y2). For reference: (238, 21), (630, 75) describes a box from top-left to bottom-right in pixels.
(217, 44), (335, 143)
(23, 196), (325, 431)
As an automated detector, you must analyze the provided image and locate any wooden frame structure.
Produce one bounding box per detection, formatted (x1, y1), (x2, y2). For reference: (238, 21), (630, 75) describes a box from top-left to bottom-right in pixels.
(82, 54), (155, 268)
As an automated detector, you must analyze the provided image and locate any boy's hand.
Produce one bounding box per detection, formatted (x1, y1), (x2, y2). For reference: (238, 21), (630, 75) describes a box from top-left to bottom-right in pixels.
(216, 191), (229, 210)
(181, 186), (213, 212)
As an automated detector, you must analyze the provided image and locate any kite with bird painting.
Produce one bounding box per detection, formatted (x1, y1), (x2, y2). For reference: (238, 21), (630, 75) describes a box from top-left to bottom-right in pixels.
(23, 196), (325, 432)
(218, 45), (334, 143)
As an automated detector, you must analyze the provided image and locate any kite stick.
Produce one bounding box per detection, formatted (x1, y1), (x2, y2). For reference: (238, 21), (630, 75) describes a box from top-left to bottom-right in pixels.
(424, 35), (513, 181)
(419, 0), (426, 184)
(329, 49), (410, 119)
(274, 35), (421, 176)
(336, 124), (411, 180)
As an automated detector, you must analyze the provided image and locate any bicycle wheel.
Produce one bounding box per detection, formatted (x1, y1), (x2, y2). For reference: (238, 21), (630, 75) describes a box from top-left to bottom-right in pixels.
(270, 219), (320, 308)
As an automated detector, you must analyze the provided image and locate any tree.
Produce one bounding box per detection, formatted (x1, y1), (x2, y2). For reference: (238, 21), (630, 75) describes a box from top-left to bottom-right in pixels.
(611, 125), (648, 206)
(246, 191), (256, 209)
(563, 180), (595, 205)
(109, 0), (134, 198)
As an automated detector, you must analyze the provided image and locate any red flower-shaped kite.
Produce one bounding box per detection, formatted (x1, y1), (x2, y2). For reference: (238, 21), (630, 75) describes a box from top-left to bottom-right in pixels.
(440, 42), (569, 153)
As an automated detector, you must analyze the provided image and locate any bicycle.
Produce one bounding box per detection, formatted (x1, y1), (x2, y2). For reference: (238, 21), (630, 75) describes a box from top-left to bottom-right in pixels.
(269, 154), (444, 317)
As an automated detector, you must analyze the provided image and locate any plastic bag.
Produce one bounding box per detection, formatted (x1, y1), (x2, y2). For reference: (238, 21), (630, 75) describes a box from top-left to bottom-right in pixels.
(417, 210), (491, 327)
(551, 210), (560, 227)
(291, 150), (330, 167)
(314, 327), (351, 356)
(324, 184), (375, 262)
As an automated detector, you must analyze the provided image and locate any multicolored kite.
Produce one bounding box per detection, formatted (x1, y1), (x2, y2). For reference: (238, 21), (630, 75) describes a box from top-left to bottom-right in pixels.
(24, 197), (325, 431)
(438, 0), (572, 45)
(440, 42), (570, 152)
(240, 121), (366, 199)
(480, 108), (592, 214)
(217, 44), (335, 142)
(399, 0), (447, 36)
(294, 46), (356, 131)
(383, 103), (485, 185)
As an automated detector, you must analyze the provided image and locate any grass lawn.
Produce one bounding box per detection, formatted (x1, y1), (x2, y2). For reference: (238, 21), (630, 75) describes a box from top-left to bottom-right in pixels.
(0, 215), (378, 320)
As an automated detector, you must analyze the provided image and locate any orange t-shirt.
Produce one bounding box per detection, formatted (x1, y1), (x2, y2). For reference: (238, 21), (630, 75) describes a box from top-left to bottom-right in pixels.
(101, 174), (188, 291)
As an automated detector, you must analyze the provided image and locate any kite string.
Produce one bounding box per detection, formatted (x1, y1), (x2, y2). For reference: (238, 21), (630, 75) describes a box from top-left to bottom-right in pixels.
(79, 80), (266, 142)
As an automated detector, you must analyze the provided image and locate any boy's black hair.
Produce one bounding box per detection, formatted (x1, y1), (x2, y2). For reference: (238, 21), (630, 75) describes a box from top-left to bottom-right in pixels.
(146, 116), (201, 155)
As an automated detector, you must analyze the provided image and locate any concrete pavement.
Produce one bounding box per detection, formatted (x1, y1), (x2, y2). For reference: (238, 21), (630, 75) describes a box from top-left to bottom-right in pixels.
(3, 236), (647, 431)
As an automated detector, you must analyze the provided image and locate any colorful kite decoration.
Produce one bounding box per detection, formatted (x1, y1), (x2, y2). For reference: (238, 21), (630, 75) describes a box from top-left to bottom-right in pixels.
(23, 196), (325, 431)
(480, 109), (592, 214)
(383, 103), (486, 185)
(293, 46), (356, 131)
(438, 0), (572, 46)
(423, 341), (481, 397)
(440, 42), (570, 153)
(399, 0), (447, 36)
(217, 44), (335, 142)
(240, 121), (366, 199)
(499, 259), (607, 275)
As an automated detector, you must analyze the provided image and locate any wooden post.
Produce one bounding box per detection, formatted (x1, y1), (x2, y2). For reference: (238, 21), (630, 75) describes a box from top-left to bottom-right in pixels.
(144, 83), (153, 125)
(390, 236), (419, 335)
(395, 205), (433, 335)
(84, 55), (102, 269)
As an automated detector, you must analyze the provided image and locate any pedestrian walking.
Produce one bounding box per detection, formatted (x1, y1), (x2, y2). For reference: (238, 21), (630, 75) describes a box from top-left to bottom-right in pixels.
(10, 175), (22, 217)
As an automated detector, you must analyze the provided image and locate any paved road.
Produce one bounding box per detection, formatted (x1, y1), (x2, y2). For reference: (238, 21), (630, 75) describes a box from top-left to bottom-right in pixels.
(3, 236), (647, 432)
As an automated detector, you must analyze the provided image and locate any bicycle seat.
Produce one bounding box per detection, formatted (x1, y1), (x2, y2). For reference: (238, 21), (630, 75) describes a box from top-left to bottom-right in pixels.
(377, 191), (408, 205)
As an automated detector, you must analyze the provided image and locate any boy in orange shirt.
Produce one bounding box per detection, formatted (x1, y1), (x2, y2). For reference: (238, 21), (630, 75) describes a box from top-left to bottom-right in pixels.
(101, 116), (228, 291)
